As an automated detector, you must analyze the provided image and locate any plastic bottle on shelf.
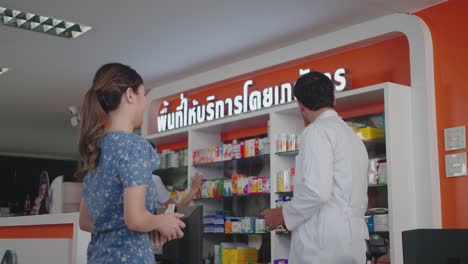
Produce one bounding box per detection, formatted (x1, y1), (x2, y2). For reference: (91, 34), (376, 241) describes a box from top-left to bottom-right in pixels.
(258, 138), (264, 155)
(277, 133), (288, 152)
(276, 134), (283, 153)
(244, 139), (250, 158)
(233, 140), (241, 159)
(287, 134), (296, 151)
(255, 138), (260, 156)
(290, 167), (295, 192)
(248, 139), (254, 157)
(240, 140), (246, 158)
(264, 137), (270, 154)
(277, 171), (284, 193)
(183, 149), (188, 166)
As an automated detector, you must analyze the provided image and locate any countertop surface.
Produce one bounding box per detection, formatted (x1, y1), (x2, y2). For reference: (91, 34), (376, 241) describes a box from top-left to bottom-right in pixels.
(0, 212), (79, 226)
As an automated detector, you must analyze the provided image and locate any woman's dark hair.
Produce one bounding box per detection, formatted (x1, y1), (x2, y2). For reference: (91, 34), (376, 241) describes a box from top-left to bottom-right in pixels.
(293, 71), (335, 111)
(75, 63), (143, 179)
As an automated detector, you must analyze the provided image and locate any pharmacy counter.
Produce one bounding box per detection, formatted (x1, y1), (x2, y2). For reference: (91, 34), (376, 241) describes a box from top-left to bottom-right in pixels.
(0, 213), (90, 264)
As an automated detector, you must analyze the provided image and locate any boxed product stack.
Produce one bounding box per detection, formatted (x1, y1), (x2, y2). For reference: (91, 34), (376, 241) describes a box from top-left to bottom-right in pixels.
(204, 215), (267, 234)
(178, 149), (188, 167)
(158, 148), (188, 169)
(204, 215), (226, 234)
(214, 243), (258, 264)
(276, 168), (295, 193)
(193, 137), (269, 165)
(355, 127), (384, 141)
(225, 217), (267, 234)
(346, 116), (385, 141)
(200, 175), (270, 198)
(222, 247), (258, 264)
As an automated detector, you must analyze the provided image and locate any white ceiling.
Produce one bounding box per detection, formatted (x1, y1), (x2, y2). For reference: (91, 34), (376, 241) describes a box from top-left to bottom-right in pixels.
(0, 0), (444, 159)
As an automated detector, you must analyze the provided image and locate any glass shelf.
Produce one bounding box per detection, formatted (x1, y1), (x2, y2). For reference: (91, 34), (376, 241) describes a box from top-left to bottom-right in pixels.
(153, 166), (188, 174)
(368, 184), (387, 188)
(195, 193), (270, 200)
(275, 150), (299, 157)
(193, 154), (270, 168)
(204, 232), (269, 235)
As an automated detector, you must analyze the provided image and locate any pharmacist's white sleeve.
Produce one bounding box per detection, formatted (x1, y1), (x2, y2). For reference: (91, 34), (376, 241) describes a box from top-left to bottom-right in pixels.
(282, 125), (334, 231)
(152, 175), (170, 208)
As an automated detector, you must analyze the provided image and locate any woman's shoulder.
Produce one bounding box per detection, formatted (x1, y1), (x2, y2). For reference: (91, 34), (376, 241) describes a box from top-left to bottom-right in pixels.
(103, 131), (148, 147)
(102, 131), (155, 158)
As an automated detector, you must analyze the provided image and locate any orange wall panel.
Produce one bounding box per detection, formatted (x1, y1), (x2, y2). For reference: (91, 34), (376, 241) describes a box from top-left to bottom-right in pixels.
(416, 0), (468, 228)
(0, 224), (74, 239)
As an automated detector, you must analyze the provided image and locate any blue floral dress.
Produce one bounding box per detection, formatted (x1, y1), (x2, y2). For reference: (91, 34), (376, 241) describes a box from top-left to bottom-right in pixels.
(82, 131), (159, 264)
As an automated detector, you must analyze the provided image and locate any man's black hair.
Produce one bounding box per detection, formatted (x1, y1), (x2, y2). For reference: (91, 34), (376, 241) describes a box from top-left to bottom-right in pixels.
(293, 71), (335, 111)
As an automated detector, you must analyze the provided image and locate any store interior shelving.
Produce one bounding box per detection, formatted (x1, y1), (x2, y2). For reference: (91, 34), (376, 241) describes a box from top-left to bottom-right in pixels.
(146, 83), (413, 263)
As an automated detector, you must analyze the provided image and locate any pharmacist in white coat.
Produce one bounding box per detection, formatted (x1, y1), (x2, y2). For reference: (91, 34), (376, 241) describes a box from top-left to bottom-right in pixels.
(263, 71), (369, 263)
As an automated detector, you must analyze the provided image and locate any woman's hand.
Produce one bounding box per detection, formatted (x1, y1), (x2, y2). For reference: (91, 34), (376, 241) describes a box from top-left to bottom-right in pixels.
(155, 213), (186, 240)
(150, 230), (168, 248)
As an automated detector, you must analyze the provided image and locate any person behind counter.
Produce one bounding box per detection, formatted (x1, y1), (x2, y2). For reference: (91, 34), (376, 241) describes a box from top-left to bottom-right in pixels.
(152, 174), (202, 208)
(77, 63), (185, 263)
(146, 141), (203, 209)
(262, 71), (369, 263)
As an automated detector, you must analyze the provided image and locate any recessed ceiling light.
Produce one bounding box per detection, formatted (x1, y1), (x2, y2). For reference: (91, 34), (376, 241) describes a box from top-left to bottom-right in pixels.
(0, 7), (91, 39)
(0, 68), (9, 75)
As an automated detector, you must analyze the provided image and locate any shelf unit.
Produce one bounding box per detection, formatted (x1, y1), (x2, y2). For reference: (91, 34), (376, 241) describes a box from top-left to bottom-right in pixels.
(275, 150), (299, 157)
(204, 233), (269, 235)
(193, 154), (270, 169)
(146, 83), (414, 263)
(195, 193), (270, 200)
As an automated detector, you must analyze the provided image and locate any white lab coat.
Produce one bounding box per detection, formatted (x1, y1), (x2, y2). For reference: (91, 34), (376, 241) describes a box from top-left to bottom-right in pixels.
(283, 110), (369, 264)
(152, 175), (171, 208)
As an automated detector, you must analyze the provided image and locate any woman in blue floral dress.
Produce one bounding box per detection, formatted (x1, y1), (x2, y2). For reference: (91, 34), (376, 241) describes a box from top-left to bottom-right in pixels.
(76, 63), (185, 263)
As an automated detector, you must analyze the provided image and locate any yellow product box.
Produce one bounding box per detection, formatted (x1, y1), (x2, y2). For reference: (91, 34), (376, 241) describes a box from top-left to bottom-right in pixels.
(222, 248), (238, 264)
(355, 127), (384, 141)
(237, 248), (258, 263)
(222, 248), (257, 264)
(169, 191), (178, 201)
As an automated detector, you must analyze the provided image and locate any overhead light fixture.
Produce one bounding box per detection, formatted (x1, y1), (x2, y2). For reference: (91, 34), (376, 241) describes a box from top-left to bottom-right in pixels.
(0, 68), (9, 75)
(0, 7), (91, 39)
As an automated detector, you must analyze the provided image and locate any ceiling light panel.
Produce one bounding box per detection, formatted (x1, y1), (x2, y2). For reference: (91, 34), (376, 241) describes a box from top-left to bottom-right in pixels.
(0, 7), (91, 39)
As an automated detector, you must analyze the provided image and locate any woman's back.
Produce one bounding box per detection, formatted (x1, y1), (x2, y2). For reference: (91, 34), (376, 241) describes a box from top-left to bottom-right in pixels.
(82, 131), (158, 263)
